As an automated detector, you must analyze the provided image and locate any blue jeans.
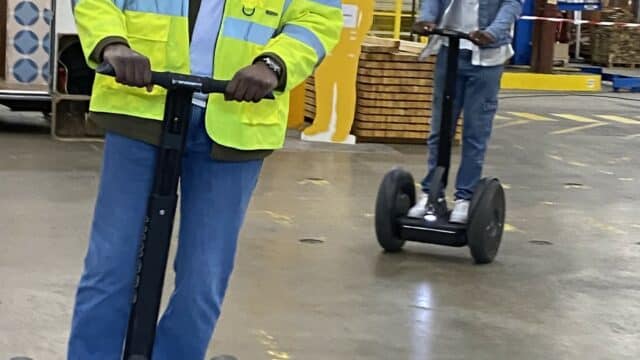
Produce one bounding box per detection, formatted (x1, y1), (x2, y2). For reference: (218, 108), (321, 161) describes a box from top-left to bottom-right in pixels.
(67, 105), (263, 360)
(421, 48), (503, 200)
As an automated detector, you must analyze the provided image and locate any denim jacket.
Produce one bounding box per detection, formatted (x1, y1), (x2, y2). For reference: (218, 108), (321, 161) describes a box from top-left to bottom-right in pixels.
(419, 0), (523, 48)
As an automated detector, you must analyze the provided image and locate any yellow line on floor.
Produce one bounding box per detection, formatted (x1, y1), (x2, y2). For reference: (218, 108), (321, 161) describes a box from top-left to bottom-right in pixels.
(495, 119), (530, 129)
(550, 122), (608, 135)
(596, 115), (640, 125)
(507, 112), (556, 121)
(551, 113), (600, 123)
(494, 114), (511, 121)
(623, 133), (640, 139)
(504, 224), (524, 233)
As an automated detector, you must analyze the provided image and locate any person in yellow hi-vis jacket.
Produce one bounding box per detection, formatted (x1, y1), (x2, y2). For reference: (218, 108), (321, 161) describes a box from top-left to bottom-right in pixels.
(67, 1), (342, 359)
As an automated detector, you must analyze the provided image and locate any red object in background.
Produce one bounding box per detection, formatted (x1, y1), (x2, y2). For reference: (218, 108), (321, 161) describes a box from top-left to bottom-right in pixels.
(57, 63), (68, 94)
(557, 12), (571, 43)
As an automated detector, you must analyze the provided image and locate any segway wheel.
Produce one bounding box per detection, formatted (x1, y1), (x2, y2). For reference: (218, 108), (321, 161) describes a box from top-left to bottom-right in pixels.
(467, 178), (506, 264)
(375, 168), (415, 252)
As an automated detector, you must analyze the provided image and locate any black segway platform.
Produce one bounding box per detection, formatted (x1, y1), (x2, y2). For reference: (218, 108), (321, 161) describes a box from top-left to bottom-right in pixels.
(374, 29), (506, 264)
(97, 64), (273, 360)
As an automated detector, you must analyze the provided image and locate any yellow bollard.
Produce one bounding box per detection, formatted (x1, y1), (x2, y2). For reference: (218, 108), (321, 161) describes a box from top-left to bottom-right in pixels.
(393, 0), (403, 39)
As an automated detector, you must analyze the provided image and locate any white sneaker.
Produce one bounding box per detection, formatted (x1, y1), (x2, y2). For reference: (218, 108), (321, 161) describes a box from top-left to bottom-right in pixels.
(450, 199), (470, 224)
(407, 193), (429, 218)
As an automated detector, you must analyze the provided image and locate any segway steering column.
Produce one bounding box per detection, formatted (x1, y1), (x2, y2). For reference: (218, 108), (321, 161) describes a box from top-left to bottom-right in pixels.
(414, 29), (476, 220)
(96, 63), (272, 360)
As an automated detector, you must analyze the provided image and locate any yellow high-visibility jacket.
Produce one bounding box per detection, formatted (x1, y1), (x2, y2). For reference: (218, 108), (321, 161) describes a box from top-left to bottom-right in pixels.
(73, 0), (343, 151)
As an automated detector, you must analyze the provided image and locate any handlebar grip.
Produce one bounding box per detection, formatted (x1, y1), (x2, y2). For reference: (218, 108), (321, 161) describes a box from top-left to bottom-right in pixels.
(200, 79), (274, 99)
(95, 63), (275, 99)
(413, 27), (478, 44)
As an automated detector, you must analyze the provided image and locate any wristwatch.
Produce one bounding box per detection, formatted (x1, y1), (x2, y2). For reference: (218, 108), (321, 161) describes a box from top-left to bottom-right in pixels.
(258, 56), (282, 78)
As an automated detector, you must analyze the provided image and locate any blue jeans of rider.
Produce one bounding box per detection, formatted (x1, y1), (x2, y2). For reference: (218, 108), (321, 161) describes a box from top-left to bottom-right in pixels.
(421, 48), (503, 200)
(67, 105), (263, 360)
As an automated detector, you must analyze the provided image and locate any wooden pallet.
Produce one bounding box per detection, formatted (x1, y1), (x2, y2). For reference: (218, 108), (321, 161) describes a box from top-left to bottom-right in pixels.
(359, 60), (434, 71)
(357, 106), (431, 116)
(353, 128), (428, 140)
(356, 112), (432, 123)
(358, 67), (432, 78)
(357, 89), (432, 101)
(357, 75), (432, 86)
(360, 52), (427, 62)
(357, 97), (429, 109)
(356, 82), (433, 94)
(355, 121), (430, 131)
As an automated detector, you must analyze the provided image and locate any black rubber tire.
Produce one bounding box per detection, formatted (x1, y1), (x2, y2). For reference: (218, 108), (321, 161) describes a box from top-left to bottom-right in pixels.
(467, 178), (506, 264)
(375, 168), (415, 252)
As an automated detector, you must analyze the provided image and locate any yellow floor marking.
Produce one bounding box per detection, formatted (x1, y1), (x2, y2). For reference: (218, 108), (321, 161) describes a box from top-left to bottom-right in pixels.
(254, 330), (292, 360)
(547, 154), (590, 167)
(596, 115), (640, 125)
(502, 184), (512, 190)
(549, 122), (607, 135)
(564, 184), (591, 190)
(495, 114), (511, 121)
(262, 211), (294, 225)
(507, 112), (556, 121)
(268, 350), (291, 359)
(590, 220), (628, 236)
(618, 178), (634, 182)
(297, 178), (330, 186)
(623, 133), (640, 140)
(495, 119), (530, 129)
(551, 113), (599, 123)
(599, 170), (615, 175)
(608, 156), (632, 165)
(504, 224), (524, 233)
(542, 201), (556, 206)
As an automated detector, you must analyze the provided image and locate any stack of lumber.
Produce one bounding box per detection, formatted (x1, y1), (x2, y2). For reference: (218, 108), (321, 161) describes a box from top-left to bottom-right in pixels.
(305, 37), (461, 144)
(353, 37), (437, 142)
(591, 8), (640, 67)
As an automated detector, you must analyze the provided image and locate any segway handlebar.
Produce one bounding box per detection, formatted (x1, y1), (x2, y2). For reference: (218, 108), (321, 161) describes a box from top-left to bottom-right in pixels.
(96, 63), (275, 99)
(414, 28), (479, 44)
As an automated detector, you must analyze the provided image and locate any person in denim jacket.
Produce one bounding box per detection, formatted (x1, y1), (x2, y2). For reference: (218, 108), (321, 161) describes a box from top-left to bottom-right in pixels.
(408, 0), (523, 224)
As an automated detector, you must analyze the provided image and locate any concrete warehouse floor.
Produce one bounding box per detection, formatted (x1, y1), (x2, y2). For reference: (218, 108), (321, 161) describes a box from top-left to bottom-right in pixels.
(1, 92), (640, 360)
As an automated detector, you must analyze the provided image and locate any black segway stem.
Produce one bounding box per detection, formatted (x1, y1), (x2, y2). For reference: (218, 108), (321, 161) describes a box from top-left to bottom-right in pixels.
(96, 63), (273, 360)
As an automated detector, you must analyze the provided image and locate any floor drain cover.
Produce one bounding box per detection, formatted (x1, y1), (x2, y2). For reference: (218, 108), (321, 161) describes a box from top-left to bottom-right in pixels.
(529, 240), (553, 246)
(299, 238), (325, 244)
